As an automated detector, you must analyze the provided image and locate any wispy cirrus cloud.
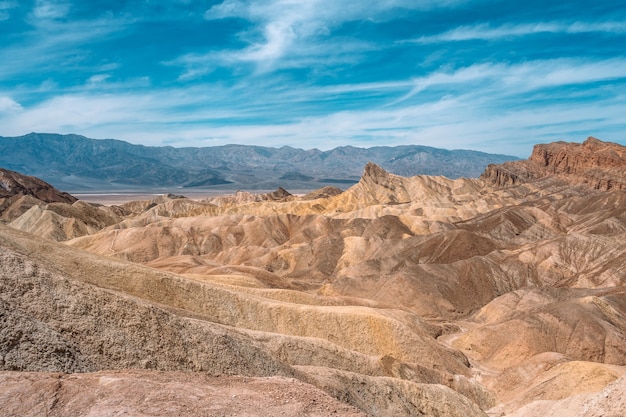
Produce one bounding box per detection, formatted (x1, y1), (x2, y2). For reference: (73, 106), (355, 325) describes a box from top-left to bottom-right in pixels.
(171, 0), (469, 78)
(31, 0), (70, 21)
(412, 20), (626, 43)
(170, 37), (374, 80)
(392, 58), (626, 105)
(0, 14), (132, 82)
(0, 0), (17, 20)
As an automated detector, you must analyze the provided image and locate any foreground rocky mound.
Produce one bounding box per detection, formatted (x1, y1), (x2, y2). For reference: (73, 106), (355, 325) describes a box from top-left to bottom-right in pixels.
(2, 136), (626, 417)
(482, 137), (626, 190)
(0, 223), (489, 417)
(0, 371), (367, 417)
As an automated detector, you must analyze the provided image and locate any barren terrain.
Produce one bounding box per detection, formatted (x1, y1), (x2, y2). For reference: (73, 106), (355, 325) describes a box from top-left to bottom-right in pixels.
(1, 137), (625, 416)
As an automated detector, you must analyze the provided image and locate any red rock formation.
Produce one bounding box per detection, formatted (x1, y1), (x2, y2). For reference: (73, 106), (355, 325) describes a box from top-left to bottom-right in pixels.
(482, 137), (626, 190)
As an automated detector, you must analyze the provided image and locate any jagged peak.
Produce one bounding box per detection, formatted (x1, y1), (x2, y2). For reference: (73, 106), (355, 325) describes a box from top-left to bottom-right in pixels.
(267, 187), (292, 200)
(362, 162), (390, 183)
(582, 136), (625, 154)
(584, 136), (602, 146)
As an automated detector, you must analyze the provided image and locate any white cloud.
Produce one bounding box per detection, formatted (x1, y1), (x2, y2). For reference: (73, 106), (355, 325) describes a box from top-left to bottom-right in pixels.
(32, 0), (70, 20)
(0, 1), (17, 12)
(392, 58), (626, 105)
(0, 0), (17, 20)
(0, 15), (131, 81)
(193, 0), (469, 76)
(204, 0), (245, 20)
(0, 96), (23, 113)
(125, 95), (624, 157)
(412, 21), (626, 43)
(86, 74), (111, 86)
(171, 35), (374, 79)
(205, 1), (342, 71)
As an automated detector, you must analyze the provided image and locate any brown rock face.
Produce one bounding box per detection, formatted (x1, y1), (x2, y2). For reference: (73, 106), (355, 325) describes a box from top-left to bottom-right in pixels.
(0, 168), (78, 222)
(531, 137), (625, 171)
(482, 137), (626, 190)
(0, 168), (77, 203)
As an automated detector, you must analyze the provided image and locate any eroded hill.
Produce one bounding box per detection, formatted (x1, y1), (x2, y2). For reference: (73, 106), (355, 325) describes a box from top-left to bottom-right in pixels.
(1, 137), (625, 417)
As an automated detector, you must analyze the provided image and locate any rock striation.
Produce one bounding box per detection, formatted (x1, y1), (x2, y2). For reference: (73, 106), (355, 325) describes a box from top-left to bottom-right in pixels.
(482, 137), (626, 190)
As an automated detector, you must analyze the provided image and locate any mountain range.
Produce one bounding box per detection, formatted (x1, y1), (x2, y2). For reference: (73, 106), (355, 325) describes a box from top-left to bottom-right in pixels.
(0, 133), (517, 191)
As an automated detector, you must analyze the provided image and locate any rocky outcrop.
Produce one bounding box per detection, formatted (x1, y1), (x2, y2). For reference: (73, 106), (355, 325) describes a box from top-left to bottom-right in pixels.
(531, 137), (625, 172)
(482, 137), (626, 190)
(0, 168), (78, 221)
(266, 187), (293, 201)
(480, 161), (538, 187)
(302, 186), (344, 200)
(206, 187), (294, 207)
(0, 168), (76, 203)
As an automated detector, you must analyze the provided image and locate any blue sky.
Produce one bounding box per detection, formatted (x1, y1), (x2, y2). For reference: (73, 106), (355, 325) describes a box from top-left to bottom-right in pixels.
(0, 0), (625, 156)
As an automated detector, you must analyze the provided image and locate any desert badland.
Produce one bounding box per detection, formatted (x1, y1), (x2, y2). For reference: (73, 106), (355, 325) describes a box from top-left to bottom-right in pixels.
(1, 137), (626, 416)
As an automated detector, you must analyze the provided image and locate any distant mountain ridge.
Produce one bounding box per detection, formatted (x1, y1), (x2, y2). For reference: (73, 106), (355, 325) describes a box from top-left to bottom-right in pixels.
(0, 133), (518, 191)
